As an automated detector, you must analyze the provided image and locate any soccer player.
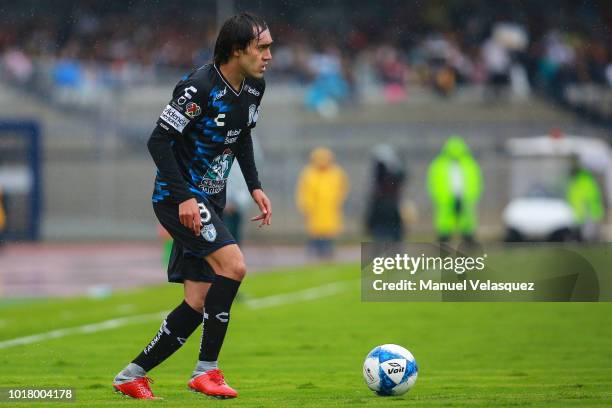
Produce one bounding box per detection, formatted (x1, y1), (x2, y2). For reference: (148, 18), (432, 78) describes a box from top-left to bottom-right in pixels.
(112, 12), (272, 400)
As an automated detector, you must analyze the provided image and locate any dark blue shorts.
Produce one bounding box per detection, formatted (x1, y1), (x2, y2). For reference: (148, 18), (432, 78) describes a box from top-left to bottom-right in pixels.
(153, 199), (235, 283)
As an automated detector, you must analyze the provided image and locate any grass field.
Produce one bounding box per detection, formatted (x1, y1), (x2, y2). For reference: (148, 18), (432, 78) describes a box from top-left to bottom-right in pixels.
(0, 263), (611, 407)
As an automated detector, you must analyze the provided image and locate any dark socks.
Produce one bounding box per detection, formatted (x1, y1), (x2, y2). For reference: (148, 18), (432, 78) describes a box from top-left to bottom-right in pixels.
(199, 275), (241, 362)
(132, 300), (202, 372)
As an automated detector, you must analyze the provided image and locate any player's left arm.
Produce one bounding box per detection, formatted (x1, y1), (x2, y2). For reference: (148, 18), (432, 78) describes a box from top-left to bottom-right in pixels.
(236, 79), (271, 226)
(234, 128), (271, 226)
(251, 188), (272, 227)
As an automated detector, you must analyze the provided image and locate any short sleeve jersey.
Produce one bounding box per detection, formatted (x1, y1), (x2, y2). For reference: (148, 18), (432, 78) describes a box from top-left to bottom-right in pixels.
(153, 63), (265, 209)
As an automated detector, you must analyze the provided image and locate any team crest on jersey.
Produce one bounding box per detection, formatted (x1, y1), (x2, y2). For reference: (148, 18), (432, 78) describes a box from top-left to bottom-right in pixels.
(247, 104), (259, 126)
(185, 102), (201, 118)
(199, 148), (234, 194)
(201, 223), (217, 242)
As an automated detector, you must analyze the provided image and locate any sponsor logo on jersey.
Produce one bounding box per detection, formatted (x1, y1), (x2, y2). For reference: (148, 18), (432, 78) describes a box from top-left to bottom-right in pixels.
(185, 102), (201, 118)
(177, 86), (198, 105)
(199, 149), (234, 194)
(245, 84), (260, 96)
(214, 87), (227, 101)
(160, 105), (189, 132)
(225, 129), (241, 144)
(214, 113), (226, 127)
(201, 223), (217, 242)
(247, 104), (259, 126)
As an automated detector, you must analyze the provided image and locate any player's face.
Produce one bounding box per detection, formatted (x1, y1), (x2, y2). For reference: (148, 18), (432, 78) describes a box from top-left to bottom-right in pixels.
(238, 28), (272, 79)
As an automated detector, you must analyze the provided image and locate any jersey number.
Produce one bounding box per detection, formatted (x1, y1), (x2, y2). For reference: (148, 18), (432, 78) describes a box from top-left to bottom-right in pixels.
(198, 202), (211, 224)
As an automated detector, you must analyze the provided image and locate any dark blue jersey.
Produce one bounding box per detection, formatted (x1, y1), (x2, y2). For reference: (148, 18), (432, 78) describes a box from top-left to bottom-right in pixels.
(148, 63), (265, 210)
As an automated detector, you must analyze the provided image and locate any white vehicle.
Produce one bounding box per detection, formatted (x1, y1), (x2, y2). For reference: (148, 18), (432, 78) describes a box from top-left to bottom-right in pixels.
(503, 134), (611, 241)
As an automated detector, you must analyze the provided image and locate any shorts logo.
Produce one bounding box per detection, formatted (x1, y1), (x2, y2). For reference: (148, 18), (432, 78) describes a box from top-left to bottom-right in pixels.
(160, 105), (189, 132)
(201, 223), (217, 242)
(247, 104), (259, 126)
(185, 102), (201, 119)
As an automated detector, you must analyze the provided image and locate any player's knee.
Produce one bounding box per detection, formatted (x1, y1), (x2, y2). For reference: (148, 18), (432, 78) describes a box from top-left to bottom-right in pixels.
(218, 258), (246, 281)
(231, 260), (247, 281)
(185, 295), (205, 312)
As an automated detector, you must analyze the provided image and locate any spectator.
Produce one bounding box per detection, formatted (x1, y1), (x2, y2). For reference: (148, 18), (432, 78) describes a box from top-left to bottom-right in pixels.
(567, 157), (605, 241)
(3, 48), (33, 84)
(296, 148), (349, 258)
(427, 136), (483, 244)
(304, 46), (350, 117)
(365, 144), (407, 242)
(0, 186), (6, 246)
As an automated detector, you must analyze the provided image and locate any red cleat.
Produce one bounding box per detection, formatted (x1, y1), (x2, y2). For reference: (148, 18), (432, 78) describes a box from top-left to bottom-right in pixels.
(113, 376), (156, 400)
(188, 369), (238, 399)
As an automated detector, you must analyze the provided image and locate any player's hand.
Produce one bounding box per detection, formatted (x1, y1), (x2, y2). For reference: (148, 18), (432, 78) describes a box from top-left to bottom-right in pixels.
(179, 198), (201, 236)
(250, 189), (272, 227)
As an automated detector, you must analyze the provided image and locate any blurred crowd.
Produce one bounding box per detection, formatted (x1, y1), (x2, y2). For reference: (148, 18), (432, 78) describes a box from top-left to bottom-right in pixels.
(1, 1), (611, 111)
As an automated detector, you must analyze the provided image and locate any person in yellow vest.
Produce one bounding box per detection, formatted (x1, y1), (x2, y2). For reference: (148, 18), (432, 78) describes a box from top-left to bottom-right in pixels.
(296, 147), (349, 258)
(566, 159), (605, 241)
(427, 136), (483, 243)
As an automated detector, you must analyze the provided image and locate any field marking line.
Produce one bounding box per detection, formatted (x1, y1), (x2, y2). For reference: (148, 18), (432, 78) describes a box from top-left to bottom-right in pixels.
(0, 311), (169, 350)
(243, 280), (355, 309)
(0, 280), (355, 349)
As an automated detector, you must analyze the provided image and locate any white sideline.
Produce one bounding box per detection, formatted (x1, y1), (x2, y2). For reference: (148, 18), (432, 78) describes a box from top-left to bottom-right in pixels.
(243, 280), (353, 309)
(0, 311), (169, 350)
(0, 280), (354, 350)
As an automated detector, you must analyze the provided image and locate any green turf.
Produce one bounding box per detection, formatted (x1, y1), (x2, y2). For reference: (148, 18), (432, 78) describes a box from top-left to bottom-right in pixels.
(0, 263), (611, 407)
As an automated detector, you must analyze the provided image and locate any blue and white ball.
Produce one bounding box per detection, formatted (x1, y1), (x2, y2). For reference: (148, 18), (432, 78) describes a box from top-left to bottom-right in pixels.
(363, 344), (418, 396)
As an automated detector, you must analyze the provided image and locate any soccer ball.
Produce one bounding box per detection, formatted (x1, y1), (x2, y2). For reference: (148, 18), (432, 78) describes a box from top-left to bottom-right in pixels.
(363, 344), (418, 396)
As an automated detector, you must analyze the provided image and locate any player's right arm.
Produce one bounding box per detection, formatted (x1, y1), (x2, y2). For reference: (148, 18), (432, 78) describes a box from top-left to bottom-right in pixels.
(147, 127), (202, 236)
(147, 77), (208, 235)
